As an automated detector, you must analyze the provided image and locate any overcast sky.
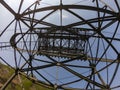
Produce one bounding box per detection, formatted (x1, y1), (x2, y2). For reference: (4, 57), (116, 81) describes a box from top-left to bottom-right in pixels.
(0, 0), (120, 89)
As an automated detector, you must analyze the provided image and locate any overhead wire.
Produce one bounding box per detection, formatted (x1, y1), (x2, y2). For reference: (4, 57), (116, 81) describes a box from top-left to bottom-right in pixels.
(1, 0), (120, 89)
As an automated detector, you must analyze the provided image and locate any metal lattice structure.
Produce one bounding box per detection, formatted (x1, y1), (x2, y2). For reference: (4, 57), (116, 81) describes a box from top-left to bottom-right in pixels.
(0, 0), (120, 89)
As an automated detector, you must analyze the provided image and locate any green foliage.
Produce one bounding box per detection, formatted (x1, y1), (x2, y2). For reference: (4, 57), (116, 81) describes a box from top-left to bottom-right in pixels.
(23, 79), (33, 89)
(0, 63), (52, 90)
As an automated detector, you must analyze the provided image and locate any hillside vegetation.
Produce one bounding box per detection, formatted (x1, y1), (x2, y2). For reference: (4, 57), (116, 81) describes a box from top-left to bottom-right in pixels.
(0, 63), (51, 90)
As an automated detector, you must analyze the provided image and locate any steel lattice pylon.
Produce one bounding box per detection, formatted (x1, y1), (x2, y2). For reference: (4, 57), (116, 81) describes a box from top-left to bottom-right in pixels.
(0, 0), (120, 90)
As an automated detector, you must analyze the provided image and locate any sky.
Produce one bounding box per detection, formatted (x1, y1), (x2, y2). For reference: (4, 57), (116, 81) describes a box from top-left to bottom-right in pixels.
(0, 0), (120, 89)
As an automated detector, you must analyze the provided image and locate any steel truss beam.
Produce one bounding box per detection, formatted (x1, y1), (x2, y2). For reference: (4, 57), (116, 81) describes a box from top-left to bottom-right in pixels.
(0, 0), (16, 16)
(22, 5), (118, 16)
(0, 0), (120, 89)
(10, 27), (120, 62)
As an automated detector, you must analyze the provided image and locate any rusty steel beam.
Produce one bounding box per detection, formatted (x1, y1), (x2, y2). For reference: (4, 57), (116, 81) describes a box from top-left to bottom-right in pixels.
(22, 5), (118, 16)
(0, 0), (16, 16)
